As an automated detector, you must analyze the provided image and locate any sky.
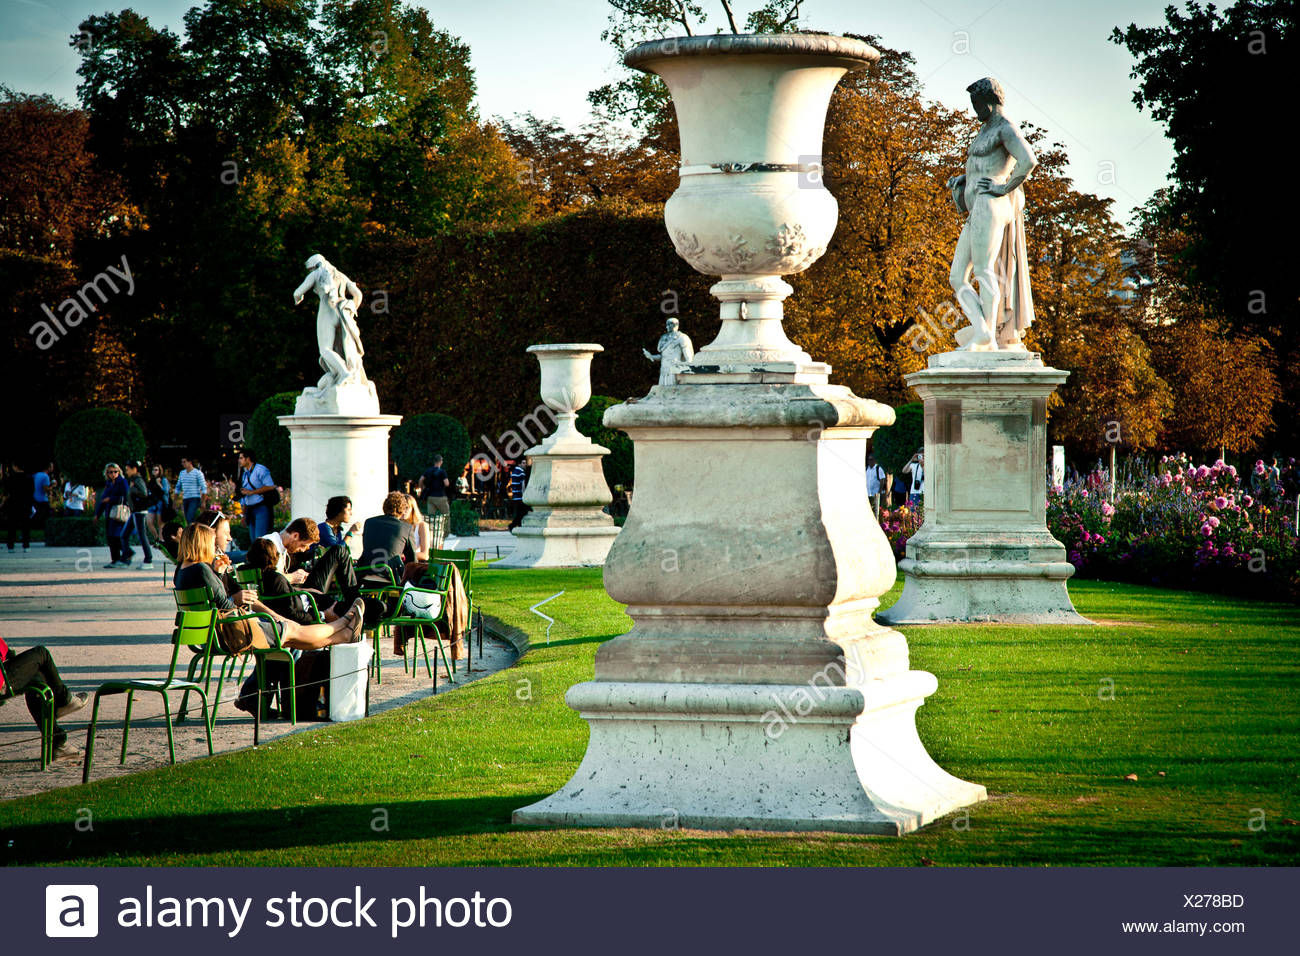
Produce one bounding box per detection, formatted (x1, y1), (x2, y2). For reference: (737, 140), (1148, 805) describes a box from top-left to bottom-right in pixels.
(0, 0), (1177, 226)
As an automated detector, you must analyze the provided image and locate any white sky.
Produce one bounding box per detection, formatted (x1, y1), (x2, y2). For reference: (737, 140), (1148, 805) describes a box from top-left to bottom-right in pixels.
(0, 0), (1177, 226)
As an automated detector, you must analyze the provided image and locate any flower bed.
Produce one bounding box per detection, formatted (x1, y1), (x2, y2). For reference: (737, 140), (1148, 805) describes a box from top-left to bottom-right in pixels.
(1045, 459), (1299, 603)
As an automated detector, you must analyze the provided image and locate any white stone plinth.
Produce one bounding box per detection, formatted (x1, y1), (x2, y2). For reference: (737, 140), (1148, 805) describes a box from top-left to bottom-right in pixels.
(495, 449), (620, 569)
(877, 351), (1089, 625)
(512, 381), (986, 833)
(278, 413), (401, 552)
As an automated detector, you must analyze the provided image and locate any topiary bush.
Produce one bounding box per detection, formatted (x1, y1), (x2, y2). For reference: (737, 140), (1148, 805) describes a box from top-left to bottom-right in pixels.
(391, 413), (471, 485)
(246, 392), (298, 486)
(449, 499), (479, 536)
(44, 516), (106, 546)
(577, 395), (634, 490)
(871, 402), (924, 476)
(54, 408), (147, 486)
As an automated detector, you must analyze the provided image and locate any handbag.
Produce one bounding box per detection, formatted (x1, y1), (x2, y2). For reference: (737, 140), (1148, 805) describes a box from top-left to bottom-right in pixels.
(109, 503), (132, 523)
(215, 609), (262, 654)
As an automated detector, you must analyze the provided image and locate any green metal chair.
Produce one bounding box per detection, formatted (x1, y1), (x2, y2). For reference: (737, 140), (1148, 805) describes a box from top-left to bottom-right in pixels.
(173, 585), (256, 727)
(429, 548), (477, 670)
(0, 654), (56, 770)
(81, 610), (216, 783)
(233, 565), (305, 726)
(375, 566), (455, 687)
(356, 562), (400, 683)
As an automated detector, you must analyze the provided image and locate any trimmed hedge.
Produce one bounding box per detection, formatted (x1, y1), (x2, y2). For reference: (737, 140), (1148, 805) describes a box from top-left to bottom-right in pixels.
(246, 392), (298, 486)
(871, 402), (924, 476)
(54, 408), (147, 487)
(391, 413), (471, 485)
(450, 499), (479, 537)
(44, 516), (107, 546)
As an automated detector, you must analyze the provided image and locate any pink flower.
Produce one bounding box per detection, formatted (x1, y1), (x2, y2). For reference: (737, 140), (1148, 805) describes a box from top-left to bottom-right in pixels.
(1208, 516), (1220, 528)
(1227, 465), (1238, 478)
(1184, 486), (1194, 495)
(1214, 496), (1228, 509)
(1196, 465), (1211, 479)
(1200, 523), (1213, 535)
(1255, 461), (1266, 475)
(1102, 502), (1115, 516)
(1243, 495), (1253, 507)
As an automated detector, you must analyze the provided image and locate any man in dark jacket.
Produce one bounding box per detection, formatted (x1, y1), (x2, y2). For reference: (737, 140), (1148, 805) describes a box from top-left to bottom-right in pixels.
(2, 463), (32, 551)
(359, 491), (417, 579)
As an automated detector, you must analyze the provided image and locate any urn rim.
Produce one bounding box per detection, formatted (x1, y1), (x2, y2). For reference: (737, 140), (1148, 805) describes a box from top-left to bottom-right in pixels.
(527, 343), (605, 355)
(625, 32), (880, 72)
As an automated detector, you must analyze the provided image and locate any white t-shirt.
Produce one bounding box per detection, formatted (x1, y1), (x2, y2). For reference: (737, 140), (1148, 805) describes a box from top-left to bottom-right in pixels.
(63, 482), (87, 511)
(866, 465), (885, 496)
(910, 463), (925, 495)
(261, 531), (289, 572)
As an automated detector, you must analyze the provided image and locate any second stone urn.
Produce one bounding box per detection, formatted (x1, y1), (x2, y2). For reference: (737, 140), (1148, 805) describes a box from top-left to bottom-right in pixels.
(497, 344), (620, 569)
(514, 35), (986, 833)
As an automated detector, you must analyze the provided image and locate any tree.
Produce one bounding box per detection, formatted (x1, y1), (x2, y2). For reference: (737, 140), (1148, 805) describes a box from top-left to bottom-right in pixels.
(870, 403), (923, 476)
(390, 413), (471, 485)
(245, 392), (298, 486)
(578, 396), (635, 488)
(1112, 1), (1298, 440)
(54, 408), (147, 486)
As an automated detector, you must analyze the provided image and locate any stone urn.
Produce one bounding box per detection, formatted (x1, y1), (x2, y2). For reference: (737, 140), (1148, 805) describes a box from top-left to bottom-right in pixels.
(530, 344), (600, 451)
(496, 344), (619, 569)
(625, 34), (879, 373)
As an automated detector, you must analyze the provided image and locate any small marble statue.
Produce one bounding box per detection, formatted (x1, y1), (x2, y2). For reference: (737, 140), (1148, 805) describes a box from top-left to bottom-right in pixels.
(946, 77), (1038, 351)
(294, 254), (368, 389)
(642, 317), (694, 386)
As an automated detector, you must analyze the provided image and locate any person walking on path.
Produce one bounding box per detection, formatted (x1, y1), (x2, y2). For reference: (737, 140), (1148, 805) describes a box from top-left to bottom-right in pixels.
(62, 476), (88, 515)
(418, 454), (451, 518)
(176, 457), (206, 522)
(0, 631), (89, 759)
(903, 449), (925, 508)
(145, 463), (171, 541)
(238, 450), (276, 540)
(2, 463), (32, 551)
(508, 459), (530, 530)
(121, 461), (154, 569)
(94, 462), (133, 567)
(866, 454), (886, 517)
(31, 463), (51, 532)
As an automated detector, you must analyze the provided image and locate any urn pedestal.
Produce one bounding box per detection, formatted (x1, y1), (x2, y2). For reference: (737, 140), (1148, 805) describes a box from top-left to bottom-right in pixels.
(513, 34), (985, 834)
(497, 344), (620, 569)
(877, 351), (1088, 625)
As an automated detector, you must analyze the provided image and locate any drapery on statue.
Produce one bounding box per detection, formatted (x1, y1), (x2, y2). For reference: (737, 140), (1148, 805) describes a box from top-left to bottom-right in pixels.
(642, 317), (694, 386)
(947, 77), (1038, 351)
(293, 254), (368, 389)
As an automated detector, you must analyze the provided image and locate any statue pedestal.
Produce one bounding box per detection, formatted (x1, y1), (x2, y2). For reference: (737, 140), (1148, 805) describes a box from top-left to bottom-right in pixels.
(877, 351), (1088, 625)
(496, 436), (620, 569)
(512, 380), (986, 833)
(278, 411), (401, 554)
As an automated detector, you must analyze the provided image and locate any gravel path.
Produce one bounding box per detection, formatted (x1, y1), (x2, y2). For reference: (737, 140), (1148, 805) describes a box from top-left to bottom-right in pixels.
(0, 545), (516, 801)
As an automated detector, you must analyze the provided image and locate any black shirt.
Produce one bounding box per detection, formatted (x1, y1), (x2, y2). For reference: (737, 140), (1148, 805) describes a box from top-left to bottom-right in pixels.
(421, 466), (449, 498)
(258, 567), (316, 625)
(173, 562), (235, 610)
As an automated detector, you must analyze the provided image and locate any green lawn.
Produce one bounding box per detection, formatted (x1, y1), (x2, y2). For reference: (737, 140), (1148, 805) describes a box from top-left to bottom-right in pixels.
(1, 568), (1297, 866)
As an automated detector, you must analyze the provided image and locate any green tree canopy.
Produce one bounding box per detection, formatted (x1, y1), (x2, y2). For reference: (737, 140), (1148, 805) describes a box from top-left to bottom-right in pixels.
(578, 396), (634, 489)
(54, 408), (147, 486)
(870, 403), (922, 476)
(391, 412), (470, 485)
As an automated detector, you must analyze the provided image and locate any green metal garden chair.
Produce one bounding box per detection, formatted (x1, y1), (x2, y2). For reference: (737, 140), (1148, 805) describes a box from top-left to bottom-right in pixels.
(372, 565), (455, 688)
(173, 585), (250, 727)
(81, 610), (216, 783)
(0, 654), (56, 770)
(429, 548), (478, 668)
(356, 562), (400, 683)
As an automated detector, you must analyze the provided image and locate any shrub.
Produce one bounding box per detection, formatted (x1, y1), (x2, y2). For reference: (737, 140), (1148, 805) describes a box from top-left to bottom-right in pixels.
(246, 392), (298, 486)
(54, 408), (146, 486)
(450, 499), (479, 536)
(44, 516), (106, 546)
(577, 395), (634, 489)
(391, 413), (471, 485)
(871, 403), (923, 476)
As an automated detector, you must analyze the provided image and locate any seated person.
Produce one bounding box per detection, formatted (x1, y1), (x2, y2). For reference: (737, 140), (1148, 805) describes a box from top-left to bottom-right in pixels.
(265, 516), (362, 605)
(157, 520), (184, 563)
(403, 493), (431, 562)
(318, 495), (359, 549)
(0, 631), (88, 758)
(359, 492), (418, 580)
(173, 523), (364, 651)
(245, 538), (346, 625)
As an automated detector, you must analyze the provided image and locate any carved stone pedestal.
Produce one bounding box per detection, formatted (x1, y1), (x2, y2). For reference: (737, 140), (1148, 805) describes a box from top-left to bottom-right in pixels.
(877, 351), (1088, 625)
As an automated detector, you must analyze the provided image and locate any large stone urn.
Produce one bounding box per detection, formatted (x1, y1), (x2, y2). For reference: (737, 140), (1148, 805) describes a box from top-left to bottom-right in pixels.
(513, 35), (985, 834)
(497, 344), (620, 569)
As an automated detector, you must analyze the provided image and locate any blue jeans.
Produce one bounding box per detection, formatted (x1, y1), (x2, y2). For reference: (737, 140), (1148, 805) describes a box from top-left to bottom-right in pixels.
(183, 498), (201, 522)
(125, 512), (152, 563)
(245, 501), (273, 540)
(105, 518), (128, 563)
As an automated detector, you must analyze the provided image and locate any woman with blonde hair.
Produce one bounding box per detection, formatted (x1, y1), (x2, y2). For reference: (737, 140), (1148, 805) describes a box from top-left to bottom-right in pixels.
(173, 523), (364, 649)
(404, 494), (430, 562)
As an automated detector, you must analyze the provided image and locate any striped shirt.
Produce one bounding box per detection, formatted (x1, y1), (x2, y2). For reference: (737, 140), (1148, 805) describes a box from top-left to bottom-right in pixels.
(176, 468), (206, 499)
(509, 466), (526, 498)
